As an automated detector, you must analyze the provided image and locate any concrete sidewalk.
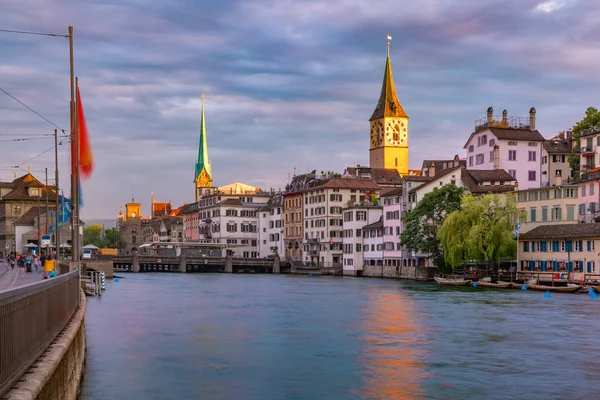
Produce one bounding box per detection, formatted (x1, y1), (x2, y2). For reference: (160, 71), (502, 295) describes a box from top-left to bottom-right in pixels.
(0, 259), (46, 291)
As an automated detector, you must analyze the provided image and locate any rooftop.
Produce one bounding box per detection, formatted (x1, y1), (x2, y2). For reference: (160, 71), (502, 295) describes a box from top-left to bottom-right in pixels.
(520, 223), (600, 240)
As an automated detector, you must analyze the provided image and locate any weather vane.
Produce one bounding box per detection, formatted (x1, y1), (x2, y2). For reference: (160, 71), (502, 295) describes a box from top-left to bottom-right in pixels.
(386, 34), (392, 56)
(201, 92), (204, 102)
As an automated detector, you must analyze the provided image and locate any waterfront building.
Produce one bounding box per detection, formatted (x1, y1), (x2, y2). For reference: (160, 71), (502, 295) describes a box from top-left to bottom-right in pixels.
(0, 172), (65, 254)
(194, 94), (215, 202)
(342, 205), (382, 276)
(151, 192), (173, 218)
(463, 107), (545, 190)
(302, 176), (380, 267)
(516, 185), (578, 234)
(579, 128), (600, 176)
(13, 207), (70, 254)
(369, 38), (410, 177)
(518, 223), (600, 275)
(257, 196), (284, 258)
(381, 187), (403, 267)
(569, 178), (600, 223)
(180, 190), (271, 257)
(117, 197), (149, 252)
(541, 131), (573, 187)
(282, 191), (303, 262)
(362, 217), (385, 268)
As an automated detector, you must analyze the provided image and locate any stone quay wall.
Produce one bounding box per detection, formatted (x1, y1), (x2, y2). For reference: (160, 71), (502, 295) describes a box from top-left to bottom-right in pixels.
(361, 265), (434, 281)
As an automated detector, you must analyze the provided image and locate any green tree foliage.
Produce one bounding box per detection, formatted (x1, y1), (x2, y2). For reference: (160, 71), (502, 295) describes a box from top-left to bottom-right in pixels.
(439, 193), (521, 270)
(568, 107), (600, 179)
(83, 224), (125, 249)
(400, 184), (465, 272)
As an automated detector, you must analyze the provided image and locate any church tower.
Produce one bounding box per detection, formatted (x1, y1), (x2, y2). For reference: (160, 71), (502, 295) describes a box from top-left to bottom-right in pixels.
(369, 35), (409, 176)
(195, 94), (213, 201)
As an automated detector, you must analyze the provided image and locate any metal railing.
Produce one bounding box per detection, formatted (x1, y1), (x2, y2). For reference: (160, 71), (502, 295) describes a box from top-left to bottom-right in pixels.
(0, 268), (80, 397)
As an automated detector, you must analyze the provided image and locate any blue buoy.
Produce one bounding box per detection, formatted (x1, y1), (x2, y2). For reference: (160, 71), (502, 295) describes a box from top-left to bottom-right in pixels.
(308, 273), (312, 277)
(114, 277), (119, 282)
(521, 284), (527, 291)
(544, 290), (551, 298)
(589, 290), (598, 299)
(473, 282), (478, 288)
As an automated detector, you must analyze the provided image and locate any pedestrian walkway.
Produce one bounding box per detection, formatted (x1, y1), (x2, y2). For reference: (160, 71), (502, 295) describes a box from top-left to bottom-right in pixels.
(0, 259), (45, 292)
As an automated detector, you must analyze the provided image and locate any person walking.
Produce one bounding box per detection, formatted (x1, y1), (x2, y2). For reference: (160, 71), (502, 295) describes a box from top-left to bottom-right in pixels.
(44, 254), (55, 279)
(25, 252), (33, 273)
(18, 254), (25, 277)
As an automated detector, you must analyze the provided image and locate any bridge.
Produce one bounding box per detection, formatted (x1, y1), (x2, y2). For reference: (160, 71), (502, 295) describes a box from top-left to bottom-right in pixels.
(0, 260), (86, 399)
(110, 254), (343, 276)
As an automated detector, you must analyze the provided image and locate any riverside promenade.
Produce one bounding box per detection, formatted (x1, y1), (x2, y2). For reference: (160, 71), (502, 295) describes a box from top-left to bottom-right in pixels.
(0, 258), (44, 291)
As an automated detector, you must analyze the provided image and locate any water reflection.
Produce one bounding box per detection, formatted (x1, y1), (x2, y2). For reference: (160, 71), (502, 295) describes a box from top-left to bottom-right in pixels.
(357, 288), (430, 399)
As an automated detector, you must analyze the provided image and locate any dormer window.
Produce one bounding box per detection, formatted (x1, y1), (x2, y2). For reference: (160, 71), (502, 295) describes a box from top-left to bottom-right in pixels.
(29, 187), (40, 197)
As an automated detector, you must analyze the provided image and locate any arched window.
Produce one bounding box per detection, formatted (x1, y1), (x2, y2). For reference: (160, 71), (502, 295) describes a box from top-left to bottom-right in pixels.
(395, 157), (398, 167)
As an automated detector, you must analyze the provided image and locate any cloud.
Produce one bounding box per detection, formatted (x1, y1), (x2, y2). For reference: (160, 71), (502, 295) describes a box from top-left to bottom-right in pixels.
(0, 0), (597, 218)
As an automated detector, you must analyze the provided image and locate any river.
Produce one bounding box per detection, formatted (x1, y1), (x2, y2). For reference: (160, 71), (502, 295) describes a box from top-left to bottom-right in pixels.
(80, 274), (600, 399)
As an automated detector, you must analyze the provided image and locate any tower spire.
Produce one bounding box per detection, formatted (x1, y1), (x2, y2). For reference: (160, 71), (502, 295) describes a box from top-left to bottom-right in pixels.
(194, 92), (213, 201)
(370, 34), (408, 121)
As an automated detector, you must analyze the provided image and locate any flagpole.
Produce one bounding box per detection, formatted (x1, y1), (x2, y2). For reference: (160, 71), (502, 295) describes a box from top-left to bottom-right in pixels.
(68, 26), (79, 269)
(74, 76), (80, 267)
(55, 129), (60, 260)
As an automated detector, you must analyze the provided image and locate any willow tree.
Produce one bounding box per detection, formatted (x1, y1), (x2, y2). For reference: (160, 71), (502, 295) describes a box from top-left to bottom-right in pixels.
(439, 193), (520, 270)
(400, 184), (465, 272)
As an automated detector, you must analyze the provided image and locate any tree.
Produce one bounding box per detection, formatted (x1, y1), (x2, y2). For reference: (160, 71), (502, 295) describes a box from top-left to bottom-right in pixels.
(83, 224), (125, 249)
(439, 193), (521, 270)
(83, 224), (103, 247)
(104, 228), (126, 249)
(568, 107), (600, 179)
(400, 184), (465, 272)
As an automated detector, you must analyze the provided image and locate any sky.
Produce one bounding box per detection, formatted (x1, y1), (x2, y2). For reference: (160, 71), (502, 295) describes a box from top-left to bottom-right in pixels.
(0, 0), (597, 219)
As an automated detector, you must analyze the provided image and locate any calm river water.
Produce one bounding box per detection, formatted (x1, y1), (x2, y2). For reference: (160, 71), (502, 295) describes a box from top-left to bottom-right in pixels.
(80, 274), (600, 400)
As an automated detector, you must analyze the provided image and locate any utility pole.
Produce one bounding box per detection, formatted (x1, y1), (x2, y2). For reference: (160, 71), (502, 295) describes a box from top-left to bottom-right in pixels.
(45, 168), (48, 252)
(55, 129), (60, 260)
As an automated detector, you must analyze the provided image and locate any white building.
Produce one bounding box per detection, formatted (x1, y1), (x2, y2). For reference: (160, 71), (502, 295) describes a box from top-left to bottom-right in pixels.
(257, 195), (284, 258)
(187, 192), (271, 257)
(363, 217), (384, 267)
(302, 176), (380, 267)
(541, 132), (573, 187)
(463, 107), (545, 190)
(341, 205), (382, 276)
(381, 188), (403, 267)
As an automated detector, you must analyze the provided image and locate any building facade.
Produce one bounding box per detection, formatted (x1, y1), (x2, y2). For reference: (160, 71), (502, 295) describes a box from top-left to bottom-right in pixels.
(282, 192), (303, 261)
(463, 107), (545, 190)
(341, 205), (382, 276)
(381, 188), (402, 267)
(363, 218), (384, 267)
(519, 224), (600, 276)
(579, 129), (600, 176)
(257, 196), (284, 258)
(541, 132), (573, 187)
(302, 176), (380, 267)
(516, 185), (578, 234)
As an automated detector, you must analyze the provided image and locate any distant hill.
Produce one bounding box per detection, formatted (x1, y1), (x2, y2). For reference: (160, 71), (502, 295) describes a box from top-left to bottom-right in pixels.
(82, 218), (118, 228)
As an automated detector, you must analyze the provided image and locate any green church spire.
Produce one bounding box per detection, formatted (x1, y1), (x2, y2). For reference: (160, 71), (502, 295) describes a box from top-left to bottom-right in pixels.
(195, 93), (212, 182)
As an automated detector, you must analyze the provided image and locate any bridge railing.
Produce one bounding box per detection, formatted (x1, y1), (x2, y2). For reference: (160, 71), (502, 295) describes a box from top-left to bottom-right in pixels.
(0, 269), (80, 397)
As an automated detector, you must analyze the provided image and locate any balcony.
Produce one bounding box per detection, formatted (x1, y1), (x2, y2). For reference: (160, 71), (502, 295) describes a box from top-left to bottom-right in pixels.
(310, 238), (319, 243)
(580, 146), (595, 156)
(582, 164), (596, 171)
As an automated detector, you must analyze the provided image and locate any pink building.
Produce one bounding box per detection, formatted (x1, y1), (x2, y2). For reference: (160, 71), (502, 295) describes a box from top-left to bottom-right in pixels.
(180, 203), (199, 241)
(463, 107), (544, 190)
(571, 179), (600, 223)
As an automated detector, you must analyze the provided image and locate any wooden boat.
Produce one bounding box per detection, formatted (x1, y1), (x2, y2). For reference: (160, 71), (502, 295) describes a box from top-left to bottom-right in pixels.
(476, 280), (512, 289)
(434, 277), (472, 286)
(526, 283), (582, 293)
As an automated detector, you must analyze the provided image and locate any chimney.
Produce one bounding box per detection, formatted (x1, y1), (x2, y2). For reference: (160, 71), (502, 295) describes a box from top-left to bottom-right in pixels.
(502, 109), (508, 126)
(567, 130), (573, 150)
(429, 162), (436, 177)
(487, 107), (494, 124)
(529, 107), (536, 131)
(493, 145), (500, 169)
(559, 131), (565, 140)
(453, 154), (460, 167)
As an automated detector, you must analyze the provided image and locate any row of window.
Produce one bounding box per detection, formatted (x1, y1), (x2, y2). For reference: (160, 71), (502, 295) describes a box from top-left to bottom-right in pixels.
(517, 188), (576, 202)
(523, 240), (596, 253)
(520, 260), (596, 273)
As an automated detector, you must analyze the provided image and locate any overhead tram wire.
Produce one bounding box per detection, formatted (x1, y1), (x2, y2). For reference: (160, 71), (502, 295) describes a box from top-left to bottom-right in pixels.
(0, 86), (68, 133)
(0, 28), (69, 38)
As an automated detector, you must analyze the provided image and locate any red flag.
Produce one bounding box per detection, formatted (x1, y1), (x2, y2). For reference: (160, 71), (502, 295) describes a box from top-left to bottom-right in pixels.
(77, 84), (94, 179)
(329, 237), (332, 246)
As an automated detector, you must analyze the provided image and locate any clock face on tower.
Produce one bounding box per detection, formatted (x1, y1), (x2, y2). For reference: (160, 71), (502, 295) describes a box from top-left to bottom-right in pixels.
(386, 120), (407, 146)
(370, 120), (384, 147)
